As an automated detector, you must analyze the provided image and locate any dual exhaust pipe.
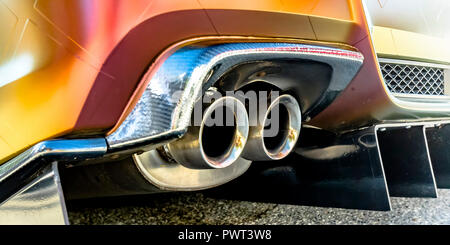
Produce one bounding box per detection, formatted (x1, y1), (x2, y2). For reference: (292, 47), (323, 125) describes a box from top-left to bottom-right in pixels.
(164, 93), (302, 169)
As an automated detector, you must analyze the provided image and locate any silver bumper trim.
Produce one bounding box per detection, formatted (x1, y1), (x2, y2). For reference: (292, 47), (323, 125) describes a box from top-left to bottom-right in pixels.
(0, 138), (107, 204)
(0, 163), (69, 225)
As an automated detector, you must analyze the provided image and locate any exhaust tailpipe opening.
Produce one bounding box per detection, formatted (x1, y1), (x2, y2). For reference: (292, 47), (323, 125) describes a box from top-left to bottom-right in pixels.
(201, 108), (238, 159)
(165, 97), (249, 169)
(242, 94), (301, 161)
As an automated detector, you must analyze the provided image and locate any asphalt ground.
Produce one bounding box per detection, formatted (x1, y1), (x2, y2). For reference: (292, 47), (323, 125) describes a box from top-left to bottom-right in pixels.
(68, 189), (450, 225)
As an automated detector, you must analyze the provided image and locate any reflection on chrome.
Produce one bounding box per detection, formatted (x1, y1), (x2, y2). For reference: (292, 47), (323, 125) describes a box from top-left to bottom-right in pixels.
(165, 96), (249, 169)
(242, 94), (302, 161)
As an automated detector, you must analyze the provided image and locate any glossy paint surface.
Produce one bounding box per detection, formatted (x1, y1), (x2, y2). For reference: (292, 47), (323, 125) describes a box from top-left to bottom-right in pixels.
(310, 0), (450, 131)
(0, 0), (369, 163)
(365, 0), (450, 64)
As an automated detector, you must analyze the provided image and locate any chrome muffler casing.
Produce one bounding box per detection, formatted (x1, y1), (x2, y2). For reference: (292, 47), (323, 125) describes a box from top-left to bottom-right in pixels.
(166, 96), (249, 169)
(242, 94), (302, 161)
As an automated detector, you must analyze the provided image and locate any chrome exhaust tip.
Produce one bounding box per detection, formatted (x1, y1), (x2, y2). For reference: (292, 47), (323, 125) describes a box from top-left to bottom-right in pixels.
(165, 97), (249, 169)
(242, 94), (301, 161)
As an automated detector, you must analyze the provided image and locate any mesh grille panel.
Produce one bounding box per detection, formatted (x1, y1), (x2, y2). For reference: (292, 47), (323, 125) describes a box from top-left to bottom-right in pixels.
(380, 62), (445, 96)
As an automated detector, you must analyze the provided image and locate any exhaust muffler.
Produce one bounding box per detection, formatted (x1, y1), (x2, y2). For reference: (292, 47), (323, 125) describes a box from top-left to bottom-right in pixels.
(242, 94), (301, 161)
(164, 96), (249, 169)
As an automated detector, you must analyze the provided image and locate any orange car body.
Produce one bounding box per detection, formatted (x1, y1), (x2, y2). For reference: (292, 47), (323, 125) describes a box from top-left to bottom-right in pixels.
(3, 0), (450, 225)
(0, 0), (372, 163)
